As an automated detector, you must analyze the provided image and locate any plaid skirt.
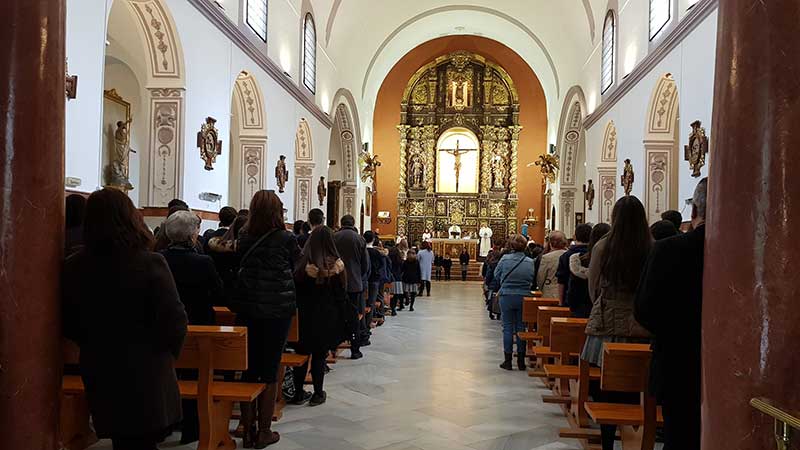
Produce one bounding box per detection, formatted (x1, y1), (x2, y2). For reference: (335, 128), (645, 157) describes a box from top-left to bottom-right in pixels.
(390, 281), (405, 295)
(403, 282), (418, 293)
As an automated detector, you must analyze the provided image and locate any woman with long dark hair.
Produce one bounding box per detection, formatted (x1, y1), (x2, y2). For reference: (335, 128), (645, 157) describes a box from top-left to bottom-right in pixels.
(581, 196), (652, 450)
(230, 190), (299, 448)
(388, 246), (405, 315)
(401, 250), (422, 311)
(290, 226), (348, 407)
(62, 188), (188, 450)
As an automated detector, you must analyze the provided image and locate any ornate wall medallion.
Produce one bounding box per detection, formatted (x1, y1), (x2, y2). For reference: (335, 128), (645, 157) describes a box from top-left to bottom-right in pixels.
(684, 120), (709, 177)
(197, 116), (222, 171)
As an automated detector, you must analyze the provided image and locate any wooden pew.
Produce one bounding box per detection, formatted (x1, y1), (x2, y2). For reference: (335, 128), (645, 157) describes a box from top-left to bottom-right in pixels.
(542, 318), (595, 405)
(582, 343), (663, 450)
(273, 313), (310, 420)
(527, 306), (571, 377)
(518, 297), (560, 343)
(62, 326), (265, 450)
(213, 306), (236, 326)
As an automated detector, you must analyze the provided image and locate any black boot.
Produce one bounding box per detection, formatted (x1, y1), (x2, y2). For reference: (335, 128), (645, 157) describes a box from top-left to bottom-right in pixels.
(517, 351), (527, 370)
(499, 352), (513, 370)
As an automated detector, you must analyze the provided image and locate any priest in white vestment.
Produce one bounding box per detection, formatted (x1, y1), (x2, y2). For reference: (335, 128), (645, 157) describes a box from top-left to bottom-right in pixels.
(478, 225), (493, 257)
(421, 229), (432, 242)
(448, 224), (462, 239)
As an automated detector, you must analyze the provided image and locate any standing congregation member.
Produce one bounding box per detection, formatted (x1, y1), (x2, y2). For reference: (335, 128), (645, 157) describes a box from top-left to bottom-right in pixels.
(482, 239), (505, 320)
(459, 248), (470, 281)
(635, 178), (707, 450)
(661, 209), (683, 232)
(401, 250), (422, 311)
(160, 210), (224, 444)
(208, 214), (247, 291)
(650, 219), (679, 241)
(231, 190), (299, 448)
(568, 223), (610, 318)
(65, 193), (87, 257)
(557, 224), (592, 306)
(364, 231), (385, 345)
(536, 231), (568, 298)
(291, 227), (349, 407)
(442, 253), (453, 281)
(333, 215), (370, 359)
(62, 188), (188, 450)
(582, 196), (652, 450)
(492, 235), (534, 370)
(417, 241), (434, 296)
(202, 206), (238, 252)
(388, 246), (405, 315)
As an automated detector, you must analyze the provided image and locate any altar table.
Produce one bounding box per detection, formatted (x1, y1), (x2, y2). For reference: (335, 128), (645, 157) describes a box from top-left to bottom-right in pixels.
(430, 238), (479, 260)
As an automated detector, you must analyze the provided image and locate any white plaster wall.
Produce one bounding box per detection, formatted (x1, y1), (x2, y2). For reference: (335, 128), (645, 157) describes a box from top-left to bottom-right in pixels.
(66, 0), (340, 222)
(583, 10), (717, 224)
(65, 0), (109, 193)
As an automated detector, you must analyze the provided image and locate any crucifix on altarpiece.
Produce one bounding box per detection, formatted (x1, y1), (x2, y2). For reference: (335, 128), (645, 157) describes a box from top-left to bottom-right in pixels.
(440, 139), (478, 193)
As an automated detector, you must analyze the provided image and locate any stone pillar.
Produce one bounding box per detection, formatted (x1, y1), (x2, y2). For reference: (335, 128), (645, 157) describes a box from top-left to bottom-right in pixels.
(703, 1), (800, 449)
(0, 1), (66, 449)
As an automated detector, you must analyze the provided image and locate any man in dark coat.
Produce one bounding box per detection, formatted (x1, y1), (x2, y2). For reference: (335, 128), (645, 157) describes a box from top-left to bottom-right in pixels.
(202, 206), (238, 252)
(635, 178), (707, 450)
(333, 215), (370, 359)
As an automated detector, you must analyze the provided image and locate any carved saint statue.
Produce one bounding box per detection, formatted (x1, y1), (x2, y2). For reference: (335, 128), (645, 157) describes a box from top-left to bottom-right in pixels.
(108, 119), (135, 190)
(585, 179), (596, 211)
(534, 153), (560, 185)
(684, 120), (709, 178)
(275, 155), (289, 193)
(621, 159), (635, 196)
(491, 156), (505, 190)
(317, 176), (327, 206)
(197, 117), (222, 171)
(410, 158), (425, 189)
(359, 151), (382, 183)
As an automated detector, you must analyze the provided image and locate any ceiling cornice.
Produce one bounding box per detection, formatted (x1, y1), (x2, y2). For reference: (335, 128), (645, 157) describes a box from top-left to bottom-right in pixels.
(358, 4), (562, 100)
(186, 0), (333, 128)
(584, 0), (719, 129)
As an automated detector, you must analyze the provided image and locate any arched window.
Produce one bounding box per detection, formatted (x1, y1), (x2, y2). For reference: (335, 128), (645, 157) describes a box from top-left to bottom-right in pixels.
(649, 0), (671, 41)
(246, 0), (268, 42)
(302, 13), (316, 94)
(601, 10), (615, 94)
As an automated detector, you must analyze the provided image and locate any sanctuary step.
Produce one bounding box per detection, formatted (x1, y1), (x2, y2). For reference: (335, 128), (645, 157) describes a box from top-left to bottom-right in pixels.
(433, 262), (485, 282)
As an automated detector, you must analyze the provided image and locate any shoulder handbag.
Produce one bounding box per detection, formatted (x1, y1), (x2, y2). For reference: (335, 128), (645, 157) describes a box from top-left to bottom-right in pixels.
(491, 255), (527, 314)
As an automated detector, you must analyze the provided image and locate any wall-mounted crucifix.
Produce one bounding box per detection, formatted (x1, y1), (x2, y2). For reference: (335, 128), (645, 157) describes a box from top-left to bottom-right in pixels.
(441, 139), (478, 193)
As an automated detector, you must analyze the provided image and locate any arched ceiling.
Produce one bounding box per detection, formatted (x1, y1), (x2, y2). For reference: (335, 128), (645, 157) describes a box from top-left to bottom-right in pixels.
(318, 0), (602, 121)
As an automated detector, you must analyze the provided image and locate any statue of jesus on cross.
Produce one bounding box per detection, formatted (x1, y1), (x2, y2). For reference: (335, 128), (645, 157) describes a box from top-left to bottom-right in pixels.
(442, 140), (476, 192)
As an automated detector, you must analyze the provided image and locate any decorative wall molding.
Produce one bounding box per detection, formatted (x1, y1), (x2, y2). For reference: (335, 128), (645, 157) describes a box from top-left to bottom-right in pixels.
(584, 0), (718, 129)
(601, 120), (617, 163)
(147, 88), (184, 206)
(233, 72), (266, 132)
(335, 104), (357, 183)
(559, 101), (583, 186)
(129, 0), (183, 82)
(240, 140), (266, 207)
(597, 167), (617, 224)
(644, 147), (675, 224)
(186, 0), (332, 128)
(646, 74), (679, 137)
(295, 162), (315, 220)
(295, 119), (313, 161)
(560, 188), (577, 235)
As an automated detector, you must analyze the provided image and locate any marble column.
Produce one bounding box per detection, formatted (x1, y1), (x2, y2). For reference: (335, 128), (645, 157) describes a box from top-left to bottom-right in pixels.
(703, 1), (800, 449)
(0, 0), (66, 449)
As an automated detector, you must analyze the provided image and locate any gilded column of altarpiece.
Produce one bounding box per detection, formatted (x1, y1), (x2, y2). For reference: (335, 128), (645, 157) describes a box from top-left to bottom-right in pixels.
(396, 51), (520, 243)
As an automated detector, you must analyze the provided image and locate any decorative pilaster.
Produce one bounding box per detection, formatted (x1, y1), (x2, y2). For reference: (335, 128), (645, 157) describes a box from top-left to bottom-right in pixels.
(560, 189), (576, 235)
(147, 87), (185, 206)
(509, 125), (522, 196)
(480, 125), (497, 194)
(294, 163), (314, 220)
(423, 125), (437, 194)
(397, 125), (410, 194)
(240, 138), (266, 207)
(597, 167), (617, 224)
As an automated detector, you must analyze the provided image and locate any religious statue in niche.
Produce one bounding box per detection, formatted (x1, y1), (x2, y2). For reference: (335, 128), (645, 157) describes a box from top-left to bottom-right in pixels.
(491, 155), (506, 190)
(584, 179), (595, 211)
(275, 155), (289, 193)
(197, 117), (222, 171)
(684, 120), (709, 178)
(410, 158), (425, 189)
(317, 176), (327, 206)
(621, 159), (635, 196)
(107, 119), (135, 191)
(359, 150), (381, 183)
(534, 153), (560, 185)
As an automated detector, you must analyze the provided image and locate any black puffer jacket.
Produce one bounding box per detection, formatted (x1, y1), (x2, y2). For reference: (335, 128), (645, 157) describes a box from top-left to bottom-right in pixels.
(231, 229), (300, 319)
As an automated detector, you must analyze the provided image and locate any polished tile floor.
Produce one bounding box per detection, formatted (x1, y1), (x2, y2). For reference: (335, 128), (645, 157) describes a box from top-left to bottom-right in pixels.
(88, 281), (583, 450)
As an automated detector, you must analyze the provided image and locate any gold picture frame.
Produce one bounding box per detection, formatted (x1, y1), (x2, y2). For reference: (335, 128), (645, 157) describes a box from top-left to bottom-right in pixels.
(102, 89), (132, 189)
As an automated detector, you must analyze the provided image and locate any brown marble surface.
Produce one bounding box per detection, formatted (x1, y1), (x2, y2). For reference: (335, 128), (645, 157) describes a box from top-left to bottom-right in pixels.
(704, 1), (800, 449)
(0, 1), (66, 449)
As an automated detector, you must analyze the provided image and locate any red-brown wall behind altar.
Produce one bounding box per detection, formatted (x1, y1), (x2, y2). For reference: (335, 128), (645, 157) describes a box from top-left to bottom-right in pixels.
(371, 35), (547, 244)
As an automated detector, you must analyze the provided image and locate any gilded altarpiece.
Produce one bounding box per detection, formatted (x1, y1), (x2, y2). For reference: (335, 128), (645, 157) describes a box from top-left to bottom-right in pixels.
(396, 52), (521, 242)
